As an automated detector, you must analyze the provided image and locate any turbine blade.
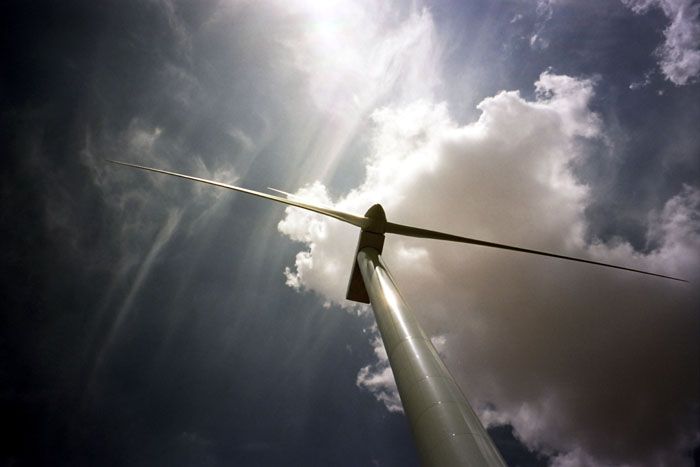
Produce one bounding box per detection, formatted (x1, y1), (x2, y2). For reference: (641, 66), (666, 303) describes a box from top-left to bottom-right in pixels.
(267, 187), (297, 198)
(267, 187), (343, 214)
(106, 160), (368, 228)
(385, 221), (687, 282)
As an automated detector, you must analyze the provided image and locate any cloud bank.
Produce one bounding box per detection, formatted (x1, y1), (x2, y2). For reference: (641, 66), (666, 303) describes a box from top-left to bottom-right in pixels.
(277, 72), (700, 466)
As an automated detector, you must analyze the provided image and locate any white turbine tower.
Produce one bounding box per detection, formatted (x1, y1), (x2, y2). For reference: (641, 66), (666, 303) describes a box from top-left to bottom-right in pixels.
(108, 160), (686, 467)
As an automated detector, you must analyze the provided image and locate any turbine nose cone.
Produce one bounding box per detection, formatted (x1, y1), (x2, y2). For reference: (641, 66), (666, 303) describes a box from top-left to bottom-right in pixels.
(363, 204), (386, 233)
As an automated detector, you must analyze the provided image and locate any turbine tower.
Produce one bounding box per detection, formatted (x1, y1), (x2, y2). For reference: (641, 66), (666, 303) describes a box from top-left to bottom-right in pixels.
(107, 160), (685, 467)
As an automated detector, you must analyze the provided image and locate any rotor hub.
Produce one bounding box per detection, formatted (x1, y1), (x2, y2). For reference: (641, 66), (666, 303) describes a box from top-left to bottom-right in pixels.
(363, 203), (387, 234)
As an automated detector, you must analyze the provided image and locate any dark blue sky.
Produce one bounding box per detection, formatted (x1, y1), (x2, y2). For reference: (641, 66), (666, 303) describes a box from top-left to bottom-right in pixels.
(2, 1), (699, 466)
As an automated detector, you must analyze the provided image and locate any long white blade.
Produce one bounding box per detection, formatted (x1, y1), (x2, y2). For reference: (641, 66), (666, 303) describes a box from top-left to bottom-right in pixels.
(267, 187), (338, 210)
(106, 160), (368, 228)
(385, 221), (687, 282)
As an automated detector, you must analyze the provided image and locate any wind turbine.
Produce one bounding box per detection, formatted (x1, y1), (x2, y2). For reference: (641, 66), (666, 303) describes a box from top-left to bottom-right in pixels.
(107, 159), (686, 467)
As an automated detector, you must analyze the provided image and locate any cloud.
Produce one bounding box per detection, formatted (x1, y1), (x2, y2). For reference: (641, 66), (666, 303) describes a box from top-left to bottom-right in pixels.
(530, 0), (557, 49)
(355, 329), (449, 414)
(282, 2), (441, 114)
(99, 207), (183, 349)
(265, 1), (444, 184)
(629, 69), (655, 89)
(355, 326), (403, 413)
(277, 72), (700, 465)
(622, 0), (700, 85)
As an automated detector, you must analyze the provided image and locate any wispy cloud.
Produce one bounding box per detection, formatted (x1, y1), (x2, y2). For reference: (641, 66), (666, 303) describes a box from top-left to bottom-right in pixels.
(93, 207), (182, 372)
(629, 69), (655, 89)
(530, 0), (557, 49)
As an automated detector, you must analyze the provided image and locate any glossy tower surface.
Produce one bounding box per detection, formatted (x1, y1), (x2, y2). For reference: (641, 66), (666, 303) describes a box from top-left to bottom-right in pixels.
(357, 247), (507, 467)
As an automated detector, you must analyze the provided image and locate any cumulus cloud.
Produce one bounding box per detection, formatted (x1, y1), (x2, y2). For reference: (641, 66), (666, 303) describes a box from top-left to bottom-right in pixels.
(277, 72), (700, 465)
(622, 0), (700, 85)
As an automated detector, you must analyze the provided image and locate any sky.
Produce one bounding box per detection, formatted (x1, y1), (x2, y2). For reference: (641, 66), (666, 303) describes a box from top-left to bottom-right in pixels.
(1, 0), (699, 466)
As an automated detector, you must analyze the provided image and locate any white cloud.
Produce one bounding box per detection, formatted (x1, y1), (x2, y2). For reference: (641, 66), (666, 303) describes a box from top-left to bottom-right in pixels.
(355, 327), (403, 413)
(355, 329), (448, 413)
(550, 447), (604, 467)
(277, 71), (700, 465)
(127, 122), (162, 152)
(622, 0), (700, 85)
